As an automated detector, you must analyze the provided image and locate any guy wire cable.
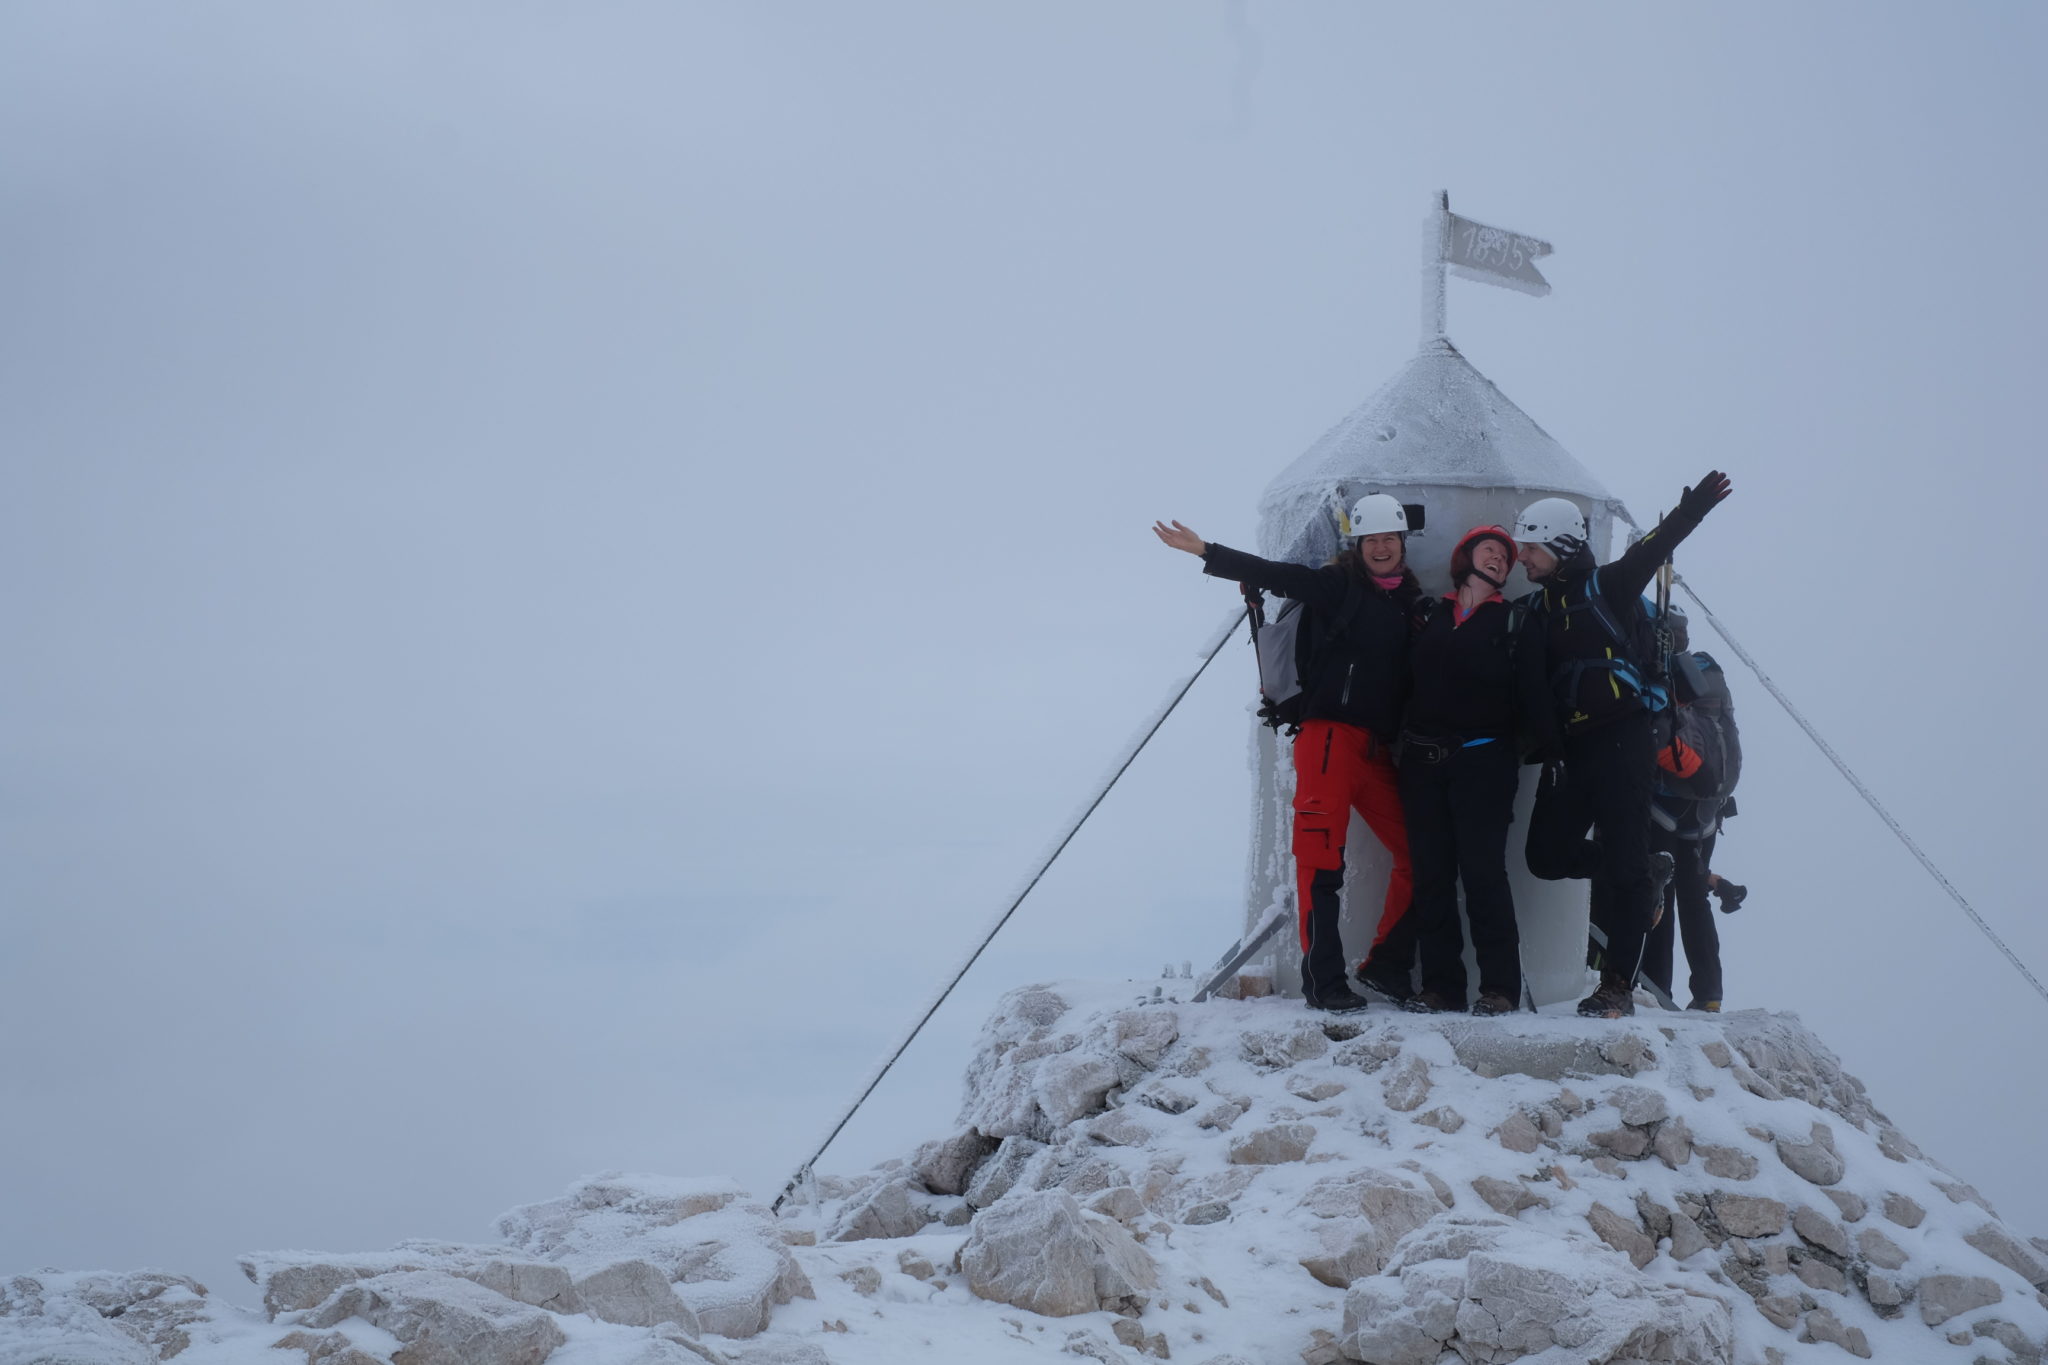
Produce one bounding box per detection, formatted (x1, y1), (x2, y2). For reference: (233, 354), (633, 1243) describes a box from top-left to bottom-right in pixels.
(771, 605), (1251, 1212)
(1672, 573), (2048, 1009)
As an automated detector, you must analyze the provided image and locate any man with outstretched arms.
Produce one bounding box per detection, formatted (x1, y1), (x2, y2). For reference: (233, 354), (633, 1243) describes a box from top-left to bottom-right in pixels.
(1513, 471), (1733, 1018)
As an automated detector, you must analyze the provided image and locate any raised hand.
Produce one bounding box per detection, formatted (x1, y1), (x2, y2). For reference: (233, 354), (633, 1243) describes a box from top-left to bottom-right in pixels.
(1151, 520), (1208, 556)
(1677, 470), (1733, 521)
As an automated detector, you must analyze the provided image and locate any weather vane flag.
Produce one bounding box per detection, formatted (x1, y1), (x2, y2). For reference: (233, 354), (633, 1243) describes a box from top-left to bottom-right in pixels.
(1442, 209), (1553, 296)
(1423, 190), (1553, 342)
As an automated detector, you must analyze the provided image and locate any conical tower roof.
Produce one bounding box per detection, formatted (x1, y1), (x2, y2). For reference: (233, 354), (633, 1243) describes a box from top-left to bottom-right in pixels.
(1256, 340), (1621, 562)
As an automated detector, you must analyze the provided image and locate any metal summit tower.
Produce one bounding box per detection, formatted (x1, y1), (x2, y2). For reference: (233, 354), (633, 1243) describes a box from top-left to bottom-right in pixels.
(1244, 194), (1627, 1007)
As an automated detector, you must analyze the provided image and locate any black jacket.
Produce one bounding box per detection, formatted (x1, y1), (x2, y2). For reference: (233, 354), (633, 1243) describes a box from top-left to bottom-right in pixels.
(1524, 507), (1707, 737)
(1404, 595), (1545, 744)
(1202, 542), (1420, 740)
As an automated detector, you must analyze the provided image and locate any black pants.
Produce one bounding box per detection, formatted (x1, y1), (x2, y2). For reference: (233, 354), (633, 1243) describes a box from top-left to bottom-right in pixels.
(1526, 710), (1656, 983)
(1398, 737), (1520, 1003)
(1645, 829), (1722, 1004)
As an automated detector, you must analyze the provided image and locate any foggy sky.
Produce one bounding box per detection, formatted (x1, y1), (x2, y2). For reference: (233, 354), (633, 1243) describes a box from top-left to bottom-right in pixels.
(4, 2), (2045, 1307)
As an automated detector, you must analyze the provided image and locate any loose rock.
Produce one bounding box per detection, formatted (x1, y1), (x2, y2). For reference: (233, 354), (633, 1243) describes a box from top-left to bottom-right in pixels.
(912, 1130), (1000, 1197)
(1792, 1206), (1852, 1259)
(1226, 1123), (1314, 1166)
(1918, 1273), (2003, 1326)
(1966, 1223), (2048, 1288)
(1470, 1177), (1547, 1218)
(1710, 1194), (1787, 1239)
(1587, 1202), (1655, 1269)
(1857, 1226), (1908, 1271)
(1882, 1192), (1926, 1229)
(1381, 1056), (1432, 1113)
(1801, 1305), (1872, 1358)
(1775, 1122), (1845, 1186)
(1698, 1144), (1758, 1181)
(1493, 1112), (1543, 1154)
(1822, 1189), (1866, 1223)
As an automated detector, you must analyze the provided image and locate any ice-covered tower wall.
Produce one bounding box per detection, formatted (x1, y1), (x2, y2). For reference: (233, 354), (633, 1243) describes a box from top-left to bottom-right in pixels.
(1247, 337), (1629, 1006)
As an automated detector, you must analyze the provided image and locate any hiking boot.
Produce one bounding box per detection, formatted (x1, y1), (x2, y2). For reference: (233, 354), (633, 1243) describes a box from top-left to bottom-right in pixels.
(1576, 973), (1636, 1019)
(1400, 990), (1456, 1014)
(1687, 998), (1722, 1012)
(1353, 962), (1414, 1004)
(1470, 991), (1517, 1017)
(1306, 988), (1372, 1014)
(1712, 879), (1748, 914)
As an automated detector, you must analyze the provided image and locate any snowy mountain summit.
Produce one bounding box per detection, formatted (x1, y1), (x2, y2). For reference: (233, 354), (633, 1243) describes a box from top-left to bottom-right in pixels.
(7, 983), (2047, 1365)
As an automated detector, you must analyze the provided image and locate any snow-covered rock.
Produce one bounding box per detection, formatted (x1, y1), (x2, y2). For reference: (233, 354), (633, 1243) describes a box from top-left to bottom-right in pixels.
(954, 1189), (1158, 1317)
(299, 1269), (569, 1365)
(793, 982), (2048, 1364)
(0, 1270), (211, 1363)
(11, 979), (2048, 1365)
(496, 1174), (812, 1338)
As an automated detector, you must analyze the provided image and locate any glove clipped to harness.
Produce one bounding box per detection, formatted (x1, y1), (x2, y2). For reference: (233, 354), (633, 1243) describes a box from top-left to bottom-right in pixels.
(1677, 470), (1733, 522)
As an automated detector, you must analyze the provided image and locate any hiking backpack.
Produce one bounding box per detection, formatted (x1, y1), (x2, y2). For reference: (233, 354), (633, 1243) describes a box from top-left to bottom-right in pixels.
(1658, 649), (1743, 804)
(1242, 578), (1364, 734)
(1536, 567), (1672, 714)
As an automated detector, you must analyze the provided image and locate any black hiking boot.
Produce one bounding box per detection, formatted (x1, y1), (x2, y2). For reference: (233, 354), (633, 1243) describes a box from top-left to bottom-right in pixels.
(1576, 972), (1636, 1019)
(1470, 992), (1517, 1017)
(1353, 962), (1415, 1005)
(1712, 879), (1748, 914)
(1306, 988), (1372, 1014)
(1400, 990), (1457, 1014)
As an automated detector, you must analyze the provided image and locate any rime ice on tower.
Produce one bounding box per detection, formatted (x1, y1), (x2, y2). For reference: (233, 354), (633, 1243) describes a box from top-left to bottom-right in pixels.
(1243, 195), (1627, 1007)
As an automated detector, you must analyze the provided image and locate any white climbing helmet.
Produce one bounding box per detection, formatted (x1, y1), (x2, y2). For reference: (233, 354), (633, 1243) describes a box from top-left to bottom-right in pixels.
(1513, 497), (1589, 557)
(1344, 493), (1409, 539)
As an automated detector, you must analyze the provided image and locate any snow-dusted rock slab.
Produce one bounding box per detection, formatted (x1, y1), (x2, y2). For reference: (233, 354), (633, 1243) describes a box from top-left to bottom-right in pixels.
(956, 1189), (1158, 1317)
(1342, 1216), (1734, 1365)
(0, 1271), (212, 1364)
(497, 1173), (812, 1338)
(300, 1269), (568, 1365)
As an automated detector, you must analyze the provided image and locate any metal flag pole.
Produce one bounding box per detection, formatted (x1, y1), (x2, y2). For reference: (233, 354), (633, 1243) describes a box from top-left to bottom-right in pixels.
(1422, 190), (1450, 346)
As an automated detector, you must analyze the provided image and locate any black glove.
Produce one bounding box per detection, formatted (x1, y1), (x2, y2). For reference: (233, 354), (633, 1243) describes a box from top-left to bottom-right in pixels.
(1677, 470), (1733, 522)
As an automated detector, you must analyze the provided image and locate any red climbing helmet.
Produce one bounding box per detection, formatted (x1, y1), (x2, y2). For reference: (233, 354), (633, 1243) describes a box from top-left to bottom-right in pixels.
(1451, 525), (1518, 587)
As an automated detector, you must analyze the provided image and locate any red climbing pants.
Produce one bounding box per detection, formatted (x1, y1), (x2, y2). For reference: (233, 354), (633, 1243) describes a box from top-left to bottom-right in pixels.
(1291, 719), (1415, 1001)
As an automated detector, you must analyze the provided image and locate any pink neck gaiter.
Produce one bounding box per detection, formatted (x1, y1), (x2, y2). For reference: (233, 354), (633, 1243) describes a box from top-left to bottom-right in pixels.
(1372, 573), (1404, 591)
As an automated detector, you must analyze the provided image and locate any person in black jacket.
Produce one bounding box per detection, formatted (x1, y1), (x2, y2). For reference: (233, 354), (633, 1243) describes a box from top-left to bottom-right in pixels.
(1513, 472), (1733, 1018)
(1154, 495), (1422, 1012)
(1397, 525), (1542, 1017)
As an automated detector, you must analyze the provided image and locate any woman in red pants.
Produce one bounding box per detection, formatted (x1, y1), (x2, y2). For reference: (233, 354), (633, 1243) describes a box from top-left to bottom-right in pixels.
(1154, 496), (1422, 1012)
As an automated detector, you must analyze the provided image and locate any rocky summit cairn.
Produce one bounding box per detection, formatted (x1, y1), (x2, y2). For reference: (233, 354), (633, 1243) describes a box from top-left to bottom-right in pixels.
(6, 982), (2048, 1364)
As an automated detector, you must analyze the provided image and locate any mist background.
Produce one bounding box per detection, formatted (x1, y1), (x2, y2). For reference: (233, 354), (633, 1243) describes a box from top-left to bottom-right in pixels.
(5, 2), (2044, 1307)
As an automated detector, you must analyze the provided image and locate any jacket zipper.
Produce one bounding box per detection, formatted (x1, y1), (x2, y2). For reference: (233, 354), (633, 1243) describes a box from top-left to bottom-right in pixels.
(1340, 662), (1355, 706)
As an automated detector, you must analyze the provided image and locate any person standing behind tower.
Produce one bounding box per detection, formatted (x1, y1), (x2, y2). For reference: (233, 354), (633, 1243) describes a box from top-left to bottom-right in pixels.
(1645, 613), (1744, 1012)
(1513, 472), (1733, 1018)
(1153, 495), (1422, 1013)
(1395, 526), (1543, 1017)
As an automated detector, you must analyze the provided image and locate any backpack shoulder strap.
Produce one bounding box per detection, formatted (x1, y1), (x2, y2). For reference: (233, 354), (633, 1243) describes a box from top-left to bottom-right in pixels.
(1322, 569), (1367, 640)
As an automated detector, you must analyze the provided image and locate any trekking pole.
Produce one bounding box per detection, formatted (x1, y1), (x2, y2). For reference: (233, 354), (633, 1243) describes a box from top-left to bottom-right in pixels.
(770, 604), (1252, 1213)
(1654, 559), (1683, 770)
